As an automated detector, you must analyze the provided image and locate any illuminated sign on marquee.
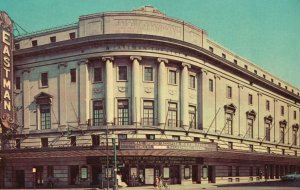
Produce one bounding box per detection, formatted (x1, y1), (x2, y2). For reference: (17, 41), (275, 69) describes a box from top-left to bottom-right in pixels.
(0, 11), (14, 129)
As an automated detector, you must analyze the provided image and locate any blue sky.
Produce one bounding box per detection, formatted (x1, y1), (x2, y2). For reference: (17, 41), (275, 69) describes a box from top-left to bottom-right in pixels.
(1, 0), (299, 88)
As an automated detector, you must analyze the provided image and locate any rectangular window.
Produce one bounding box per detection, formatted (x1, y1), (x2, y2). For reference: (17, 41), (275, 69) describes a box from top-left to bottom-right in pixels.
(91, 135), (100, 146)
(93, 100), (104, 126)
(146, 134), (155, 140)
(15, 43), (20, 50)
(144, 67), (153, 81)
(281, 106), (284, 116)
(280, 127), (285, 144)
(194, 137), (200, 142)
(143, 100), (154, 126)
(209, 46), (214, 52)
(32, 40), (37, 47)
(189, 106), (196, 129)
(227, 86), (232, 99)
(222, 53), (226, 59)
(233, 59), (237, 64)
(247, 118), (254, 139)
(69, 32), (75, 39)
(263, 74), (266, 78)
(94, 67), (102, 82)
(293, 128), (297, 146)
(228, 142), (233, 149)
(41, 138), (48, 148)
(41, 72), (48, 87)
(265, 123), (271, 141)
(209, 79), (213, 92)
(117, 100), (129, 125)
(249, 145), (254, 152)
(118, 66), (127, 81)
(266, 100), (270, 111)
(294, 111), (297, 120)
(16, 139), (21, 149)
(248, 94), (253, 105)
(254, 70), (257, 74)
(70, 69), (76, 83)
(189, 75), (196, 89)
(172, 135), (180, 141)
(226, 113), (233, 135)
(267, 147), (271, 154)
(16, 76), (21, 90)
(244, 65), (248, 70)
(50, 36), (56, 43)
(271, 78), (274, 83)
(168, 102), (178, 127)
(282, 149), (285, 155)
(228, 166), (232, 177)
(70, 136), (76, 147)
(40, 104), (51, 129)
(169, 70), (177, 84)
(118, 134), (127, 140)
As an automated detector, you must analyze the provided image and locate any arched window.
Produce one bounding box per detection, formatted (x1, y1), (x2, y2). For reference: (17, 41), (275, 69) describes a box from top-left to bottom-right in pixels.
(34, 92), (52, 130)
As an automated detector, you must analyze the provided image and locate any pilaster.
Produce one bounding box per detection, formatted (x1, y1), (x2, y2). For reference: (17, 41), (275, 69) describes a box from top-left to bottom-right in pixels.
(103, 56), (114, 125)
(58, 63), (67, 126)
(181, 63), (191, 129)
(22, 69), (31, 130)
(78, 59), (89, 125)
(158, 58), (168, 127)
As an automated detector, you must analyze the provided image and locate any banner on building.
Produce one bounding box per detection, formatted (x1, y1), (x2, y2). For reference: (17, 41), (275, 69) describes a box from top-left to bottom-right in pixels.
(0, 11), (14, 129)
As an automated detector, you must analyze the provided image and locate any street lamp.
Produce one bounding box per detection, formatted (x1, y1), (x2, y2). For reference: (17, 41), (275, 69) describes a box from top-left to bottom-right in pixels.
(112, 133), (118, 190)
(32, 167), (36, 189)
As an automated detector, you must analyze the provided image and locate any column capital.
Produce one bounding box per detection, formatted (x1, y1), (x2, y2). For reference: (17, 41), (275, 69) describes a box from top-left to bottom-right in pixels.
(214, 74), (221, 80)
(130, 56), (142, 61)
(102, 56), (114, 62)
(238, 84), (244, 89)
(198, 68), (208, 75)
(157, 58), (168, 64)
(58, 63), (67, 68)
(181, 62), (191, 69)
(257, 92), (263, 96)
(78, 59), (89, 65)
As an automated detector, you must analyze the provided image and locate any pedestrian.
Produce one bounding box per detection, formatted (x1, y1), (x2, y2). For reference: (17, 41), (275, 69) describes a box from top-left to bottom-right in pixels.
(154, 176), (159, 189)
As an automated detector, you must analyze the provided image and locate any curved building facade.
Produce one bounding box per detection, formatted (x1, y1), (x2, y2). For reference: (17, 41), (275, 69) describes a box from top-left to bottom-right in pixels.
(1, 6), (300, 188)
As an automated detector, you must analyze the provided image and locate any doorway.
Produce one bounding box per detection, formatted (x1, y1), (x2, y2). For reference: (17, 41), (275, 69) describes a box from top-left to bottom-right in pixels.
(69, 165), (79, 185)
(16, 170), (25, 188)
(192, 165), (200, 183)
(91, 165), (102, 185)
(208, 166), (215, 183)
(145, 168), (154, 185)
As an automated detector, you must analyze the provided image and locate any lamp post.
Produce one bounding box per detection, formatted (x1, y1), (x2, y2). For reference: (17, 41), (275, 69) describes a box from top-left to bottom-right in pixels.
(112, 133), (118, 190)
(32, 167), (36, 189)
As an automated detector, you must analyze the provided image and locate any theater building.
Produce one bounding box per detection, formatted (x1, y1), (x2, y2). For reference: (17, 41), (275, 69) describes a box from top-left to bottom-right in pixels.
(0, 6), (300, 188)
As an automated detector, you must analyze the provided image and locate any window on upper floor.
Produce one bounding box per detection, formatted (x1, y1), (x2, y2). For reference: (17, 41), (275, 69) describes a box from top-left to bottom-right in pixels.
(244, 65), (248, 70)
(168, 102), (178, 128)
(70, 69), (76, 83)
(16, 139), (21, 149)
(209, 79), (214, 92)
(118, 66), (127, 81)
(144, 67), (153, 81)
(266, 100), (270, 111)
(249, 145), (254, 152)
(265, 122), (271, 141)
(143, 100), (154, 126)
(93, 100), (104, 126)
(194, 137), (200, 142)
(172, 135), (180, 141)
(91, 135), (100, 146)
(263, 74), (266, 78)
(168, 70), (177, 85)
(271, 78), (274, 83)
(285, 86), (288, 90)
(117, 99), (129, 125)
(248, 94), (253, 105)
(292, 127), (298, 146)
(294, 111), (297, 120)
(189, 75), (195, 89)
(50, 36), (56, 43)
(41, 138), (48, 148)
(15, 43), (20, 50)
(15, 76), (21, 90)
(279, 122), (286, 144)
(69, 32), (76, 39)
(189, 106), (196, 129)
(222, 53), (226, 59)
(70, 136), (76, 147)
(233, 59), (237, 64)
(94, 67), (102, 82)
(267, 147), (271, 154)
(225, 113), (233, 135)
(209, 46), (213, 52)
(40, 104), (51, 130)
(254, 70), (257, 74)
(278, 82), (281, 87)
(228, 142), (233, 149)
(32, 40), (37, 47)
(118, 134), (127, 140)
(226, 86), (232, 99)
(246, 118), (254, 139)
(281, 106), (284, 116)
(146, 134), (155, 140)
(41, 72), (48, 87)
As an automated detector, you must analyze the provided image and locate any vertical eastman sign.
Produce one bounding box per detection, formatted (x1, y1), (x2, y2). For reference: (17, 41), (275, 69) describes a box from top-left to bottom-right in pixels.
(0, 11), (14, 129)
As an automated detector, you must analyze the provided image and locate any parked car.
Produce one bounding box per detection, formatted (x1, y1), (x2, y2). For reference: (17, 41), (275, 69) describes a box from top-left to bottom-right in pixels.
(281, 173), (300, 181)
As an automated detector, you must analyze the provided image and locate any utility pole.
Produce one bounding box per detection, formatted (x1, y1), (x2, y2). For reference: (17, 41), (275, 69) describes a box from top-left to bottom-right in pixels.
(112, 134), (118, 190)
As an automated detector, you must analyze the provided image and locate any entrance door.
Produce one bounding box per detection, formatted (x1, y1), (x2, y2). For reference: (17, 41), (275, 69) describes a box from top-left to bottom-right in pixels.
(69, 165), (79, 185)
(192, 165), (199, 183)
(91, 165), (102, 185)
(208, 166), (215, 183)
(145, 168), (154, 185)
(16, 170), (25, 188)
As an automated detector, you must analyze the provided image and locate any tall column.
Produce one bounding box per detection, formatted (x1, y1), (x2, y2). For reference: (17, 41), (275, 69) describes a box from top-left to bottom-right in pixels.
(103, 57), (114, 125)
(130, 56), (142, 126)
(58, 63), (67, 126)
(198, 68), (207, 130)
(158, 58), (168, 127)
(181, 63), (191, 129)
(214, 74), (221, 133)
(22, 69), (31, 130)
(257, 92), (262, 139)
(78, 59), (89, 125)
